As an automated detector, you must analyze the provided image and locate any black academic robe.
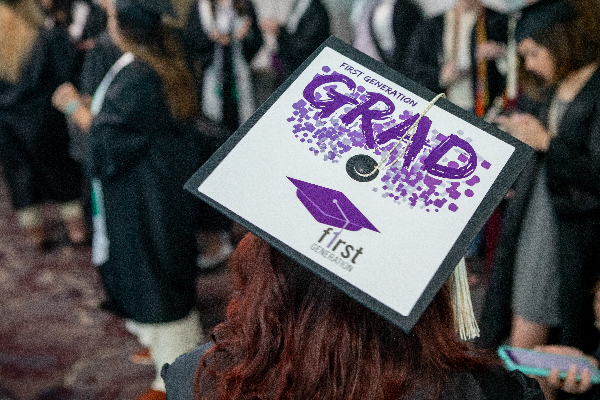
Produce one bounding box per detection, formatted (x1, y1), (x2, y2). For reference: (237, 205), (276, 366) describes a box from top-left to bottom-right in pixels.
(403, 9), (508, 108)
(277, 0), (331, 81)
(162, 343), (545, 400)
(0, 24), (82, 210)
(479, 69), (600, 354)
(185, 0), (263, 132)
(371, 0), (423, 76)
(89, 59), (201, 324)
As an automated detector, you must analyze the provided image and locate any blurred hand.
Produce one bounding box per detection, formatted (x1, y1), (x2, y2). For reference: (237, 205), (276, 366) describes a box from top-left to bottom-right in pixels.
(260, 19), (280, 35)
(495, 113), (550, 151)
(209, 30), (230, 46)
(77, 38), (96, 51)
(476, 41), (507, 61)
(533, 345), (597, 395)
(234, 17), (252, 40)
(440, 61), (461, 88)
(52, 82), (80, 113)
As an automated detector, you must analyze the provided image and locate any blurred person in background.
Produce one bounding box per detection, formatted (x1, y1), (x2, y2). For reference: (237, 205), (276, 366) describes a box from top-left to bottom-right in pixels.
(480, 0), (600, 355)
(259, 0), (330, 83)
(0, 0), (87, 251)
(404, 0), (508, 116)
(185, 0), (263, 132)
(53, 0), (207, 398)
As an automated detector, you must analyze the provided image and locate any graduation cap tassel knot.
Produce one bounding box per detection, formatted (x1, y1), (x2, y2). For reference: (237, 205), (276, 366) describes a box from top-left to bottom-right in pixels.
(352, 93), (446, 180)
(449, 258), (479, 341)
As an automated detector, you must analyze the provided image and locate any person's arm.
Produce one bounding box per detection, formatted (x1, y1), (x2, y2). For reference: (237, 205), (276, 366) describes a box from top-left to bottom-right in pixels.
(532, 345), (597, 400)
(494, 113), (550, 152)
(52, 82), (92, 132)
(546, 95), (600, 197)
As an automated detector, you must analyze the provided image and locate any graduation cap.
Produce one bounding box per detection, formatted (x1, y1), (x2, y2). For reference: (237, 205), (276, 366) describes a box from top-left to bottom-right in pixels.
(186, 37), (533, 337)
(114, 0), (175, 26)
(515, 0), (576, 42)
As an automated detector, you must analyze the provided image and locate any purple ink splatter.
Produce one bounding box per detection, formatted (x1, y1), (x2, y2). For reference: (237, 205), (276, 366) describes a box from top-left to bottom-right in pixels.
(286, 69), (496, 213)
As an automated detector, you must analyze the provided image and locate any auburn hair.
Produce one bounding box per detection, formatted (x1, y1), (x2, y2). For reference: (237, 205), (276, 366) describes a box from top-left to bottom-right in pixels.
(519, 0), (600, 99)
(193, 234), (496, 400)
(115, 13), (198, 121)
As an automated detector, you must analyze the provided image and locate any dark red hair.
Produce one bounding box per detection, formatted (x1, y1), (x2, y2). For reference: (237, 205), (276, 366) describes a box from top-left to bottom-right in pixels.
(193, 234), (496, 400)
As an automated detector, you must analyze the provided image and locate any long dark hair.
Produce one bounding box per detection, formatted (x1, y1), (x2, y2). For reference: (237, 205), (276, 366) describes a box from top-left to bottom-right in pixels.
(115, 11), (198, 120)
(194, 234), (495, 400)
(519, 0), (600, 99)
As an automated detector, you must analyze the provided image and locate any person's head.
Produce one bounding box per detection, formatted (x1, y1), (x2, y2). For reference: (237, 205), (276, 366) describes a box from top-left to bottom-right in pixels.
(39, 0), (72, 26)
(107, 0), (164, 51)
(194, 234), (494, 400)
(516, 0), (600, 94)
(106, 0), (198, 120)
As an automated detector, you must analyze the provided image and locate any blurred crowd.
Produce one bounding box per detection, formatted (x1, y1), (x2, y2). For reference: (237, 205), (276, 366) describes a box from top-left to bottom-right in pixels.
(1, 0), (600, 399)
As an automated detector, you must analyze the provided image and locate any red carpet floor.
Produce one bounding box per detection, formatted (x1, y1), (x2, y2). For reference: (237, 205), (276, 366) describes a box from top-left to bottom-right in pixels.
(0, 175), (231, 400)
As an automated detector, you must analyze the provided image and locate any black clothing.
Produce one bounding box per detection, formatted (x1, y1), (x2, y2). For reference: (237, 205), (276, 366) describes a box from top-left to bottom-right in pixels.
(79, 31), (121, 97)
(277, 0), (330, 81)
(89, 59), (201, 323)
(371, 0), (423, 76)
(479, 68), (600, 354)
(162, 342), (545, 400)
(185, 0), (263, 132)
(0, 24), (82, 209)
(403, 9), (508, 108)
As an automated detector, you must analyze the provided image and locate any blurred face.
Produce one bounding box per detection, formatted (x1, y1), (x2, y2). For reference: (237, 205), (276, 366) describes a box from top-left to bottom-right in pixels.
(518, 38), (556, 82)
(40, 0), (52, 11)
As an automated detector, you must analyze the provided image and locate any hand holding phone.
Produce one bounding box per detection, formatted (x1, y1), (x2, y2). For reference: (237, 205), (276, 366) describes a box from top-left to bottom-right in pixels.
(537, 345), (598, 395)
(498, 345), (600, 387)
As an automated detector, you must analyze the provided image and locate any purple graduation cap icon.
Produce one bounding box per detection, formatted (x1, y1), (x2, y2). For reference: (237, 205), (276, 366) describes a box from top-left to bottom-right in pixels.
(288, 177), (379, 247)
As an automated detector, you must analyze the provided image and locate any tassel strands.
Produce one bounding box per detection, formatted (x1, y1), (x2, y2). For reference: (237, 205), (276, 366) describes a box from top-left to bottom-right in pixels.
(449, 258), (480, 340)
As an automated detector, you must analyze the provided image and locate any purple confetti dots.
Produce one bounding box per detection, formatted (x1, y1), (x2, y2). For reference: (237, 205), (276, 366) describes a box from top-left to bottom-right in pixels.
(434, 198), (447, 208)
(447, 182), (461, 200)
(466, 175), (480, 186)
(286, 69), (494, 213)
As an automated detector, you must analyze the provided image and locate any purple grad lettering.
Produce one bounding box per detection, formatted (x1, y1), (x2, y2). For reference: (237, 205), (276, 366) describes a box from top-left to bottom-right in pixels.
(423, 134), (477, 179)
(303, 74), (359, 119)
(340, 92), (395, 149)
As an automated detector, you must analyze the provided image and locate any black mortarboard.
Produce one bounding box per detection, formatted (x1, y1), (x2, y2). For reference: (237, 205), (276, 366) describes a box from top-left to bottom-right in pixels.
(515, 0), (576, 42)
(185, 37), (533, 336)
(114, 0), (175, 26)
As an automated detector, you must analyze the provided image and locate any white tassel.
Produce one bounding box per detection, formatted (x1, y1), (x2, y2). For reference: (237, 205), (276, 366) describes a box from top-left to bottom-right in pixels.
(449, 258), (480, 341)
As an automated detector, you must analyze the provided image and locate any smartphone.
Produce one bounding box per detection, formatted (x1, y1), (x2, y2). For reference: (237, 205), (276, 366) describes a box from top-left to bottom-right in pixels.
(498, 345), (600, 384)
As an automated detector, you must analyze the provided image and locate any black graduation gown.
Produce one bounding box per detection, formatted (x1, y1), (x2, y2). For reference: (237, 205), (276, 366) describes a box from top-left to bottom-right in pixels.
(89, 59), (201, 324)
(403, 9), (508, 108)
(277, 0), (331, 81)
(370, 0), (423, 76)
(0, 24), (83, 210)
(479, 69), (600, 354)
(162, 343), (545, 400)
(185, 0), (263, 132)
